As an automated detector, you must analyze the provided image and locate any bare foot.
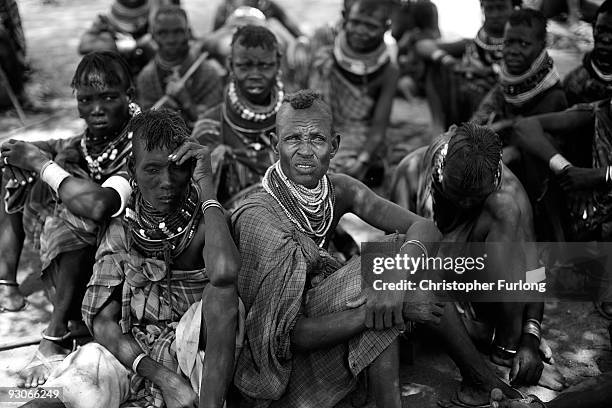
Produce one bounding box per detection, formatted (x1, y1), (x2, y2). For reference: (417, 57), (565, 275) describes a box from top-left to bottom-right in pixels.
(538, 363), (567, 391)
(18, 327), (73, 388)
(0, 283), (26, 312)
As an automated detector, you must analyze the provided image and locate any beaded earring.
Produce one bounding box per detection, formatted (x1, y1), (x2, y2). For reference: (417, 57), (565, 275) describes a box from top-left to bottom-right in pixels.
(129, 102), (142, 117)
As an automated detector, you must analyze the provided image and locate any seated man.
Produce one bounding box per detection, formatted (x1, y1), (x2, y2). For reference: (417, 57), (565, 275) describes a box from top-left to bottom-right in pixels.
(137, 5), (223, 127)
(18, 109), (241, 408)
(0, 51), (137, 387)
(231, 90), (527, 408)
(415, 0), (513, 131)
(563, 0), (612, 105)
(390, 124), (564, 391)
(192, 24), (282, 207)
(307, 0), (399, 183)
(0, 0), (27, 109)
(471, 8), (567, 128)
(78, 0), (156, 76)
(513, 97), (612, 318)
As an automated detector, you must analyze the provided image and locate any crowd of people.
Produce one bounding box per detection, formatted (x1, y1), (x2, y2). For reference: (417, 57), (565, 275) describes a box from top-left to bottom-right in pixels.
(1, 0), (612, 407)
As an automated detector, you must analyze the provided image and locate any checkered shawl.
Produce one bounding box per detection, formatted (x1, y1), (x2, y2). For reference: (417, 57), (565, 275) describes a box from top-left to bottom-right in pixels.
(231, 191), (400, 407)
(2, 134), (128, 272)
(82, 217), (208, 408)
(308, 46), (375, 133)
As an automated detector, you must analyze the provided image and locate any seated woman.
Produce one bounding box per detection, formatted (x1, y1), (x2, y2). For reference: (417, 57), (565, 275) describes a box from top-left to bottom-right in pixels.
(0, 52), (138, 387)
(78, 0), (157, 76)
(192, 24), (283, 208)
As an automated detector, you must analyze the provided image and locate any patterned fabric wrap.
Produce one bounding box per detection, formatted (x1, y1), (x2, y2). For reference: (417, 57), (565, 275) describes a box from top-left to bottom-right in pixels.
(82, 217), (209, 408)
(192, 101), (275, 207)
(231, 191), (400, 407)
(137, 52), (223, 123)
(2, 134), (128, 272)
(563, 52), (612, 106)
(308, 46), (376, 169)
(499, 50), (561, 107)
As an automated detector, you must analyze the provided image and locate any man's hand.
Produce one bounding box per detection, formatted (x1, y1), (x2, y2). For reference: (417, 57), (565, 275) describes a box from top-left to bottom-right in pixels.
(510, 336), (544, 386)
(347, 286), (405, 331)
(402, 286), (445, 326)
(0, 140), (49, 173)
(159, 372), (198, 408)
(558, 166), (605, 191)
(170, 141), (213, 184)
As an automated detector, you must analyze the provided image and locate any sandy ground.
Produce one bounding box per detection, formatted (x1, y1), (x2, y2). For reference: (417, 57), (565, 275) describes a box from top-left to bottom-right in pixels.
(0, 1), (610, 407)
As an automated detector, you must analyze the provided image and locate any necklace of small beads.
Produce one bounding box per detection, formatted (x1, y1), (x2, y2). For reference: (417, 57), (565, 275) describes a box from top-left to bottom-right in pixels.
(262, 162), (335, 247)
(81, 130), (133, 181)
(228, 79), (284, 123)
(125, 183), (201, 258)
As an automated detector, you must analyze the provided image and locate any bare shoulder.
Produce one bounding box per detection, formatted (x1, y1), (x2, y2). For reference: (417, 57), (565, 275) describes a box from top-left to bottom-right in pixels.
(329, 173), (371, 213)
(482, 167), (529, 224)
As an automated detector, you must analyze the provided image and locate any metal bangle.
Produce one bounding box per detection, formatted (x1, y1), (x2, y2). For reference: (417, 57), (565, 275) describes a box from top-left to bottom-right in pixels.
(400, 239), (428, 258)
(201, 199), (223, 215)
(132, 352), (147, 373)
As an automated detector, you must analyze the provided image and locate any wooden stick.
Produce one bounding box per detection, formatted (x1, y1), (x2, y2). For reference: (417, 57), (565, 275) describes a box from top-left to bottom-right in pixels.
(152, 52), (209, 110)
(0, 64), (27, 126)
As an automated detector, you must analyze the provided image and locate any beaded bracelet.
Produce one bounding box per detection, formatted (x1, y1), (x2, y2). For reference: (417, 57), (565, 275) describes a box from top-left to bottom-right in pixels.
(201, 199), (223, 215)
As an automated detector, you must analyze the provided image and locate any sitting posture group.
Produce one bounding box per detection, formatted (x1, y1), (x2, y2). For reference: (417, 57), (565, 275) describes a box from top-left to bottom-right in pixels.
(3, 0), (612, 407)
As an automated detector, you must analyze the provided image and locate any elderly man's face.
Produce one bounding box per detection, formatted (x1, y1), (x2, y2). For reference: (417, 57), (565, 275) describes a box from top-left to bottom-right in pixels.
(594, 12), (612, 72)
(481, 0), (513, 37)
(153, 13), (190, 62)
(503, 23), (544, 75)
(131, 138), (192, 215)
(273, 106), (339, 189)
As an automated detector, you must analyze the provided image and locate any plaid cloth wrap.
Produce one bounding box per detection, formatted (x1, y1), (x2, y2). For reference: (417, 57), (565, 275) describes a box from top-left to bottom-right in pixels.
(192, 103), (275, 207)
(308, 46), (376, 171)
(2, 134), (128, 273)
(231, 191), (400, 407)
(82, 217), (209, 408)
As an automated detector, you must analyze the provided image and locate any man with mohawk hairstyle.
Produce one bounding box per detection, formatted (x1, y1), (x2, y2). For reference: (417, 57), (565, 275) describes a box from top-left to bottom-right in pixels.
(231, 91), (533, 408)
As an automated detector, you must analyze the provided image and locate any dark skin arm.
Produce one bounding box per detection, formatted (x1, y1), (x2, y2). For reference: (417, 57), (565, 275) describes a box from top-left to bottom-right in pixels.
(94, 292), (198, 408)
(0, 140), (121, 221)
(335, 174), (444, 330)
(170, 142), (239, 408)
(514, 110), (605, 192)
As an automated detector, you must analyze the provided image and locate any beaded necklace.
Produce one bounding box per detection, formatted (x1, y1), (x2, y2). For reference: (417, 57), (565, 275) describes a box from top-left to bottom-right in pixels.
(81, 129), (132, 181)
(124, 182), (202, 259)
(228, 79), (284, 123)
(262, 161), (335, 247)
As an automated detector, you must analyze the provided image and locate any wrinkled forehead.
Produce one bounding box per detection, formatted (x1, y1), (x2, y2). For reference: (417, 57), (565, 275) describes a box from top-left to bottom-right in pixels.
(277, 105), (333, 136)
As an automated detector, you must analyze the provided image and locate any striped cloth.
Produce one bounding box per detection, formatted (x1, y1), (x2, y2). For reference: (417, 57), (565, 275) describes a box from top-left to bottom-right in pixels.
(82, 217), (209, 408)
(231, 191), (400, 408)
(2, 134), (128, 273)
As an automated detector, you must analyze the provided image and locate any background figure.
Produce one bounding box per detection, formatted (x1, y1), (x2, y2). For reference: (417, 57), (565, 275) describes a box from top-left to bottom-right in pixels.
(0, 0), (27, 109)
